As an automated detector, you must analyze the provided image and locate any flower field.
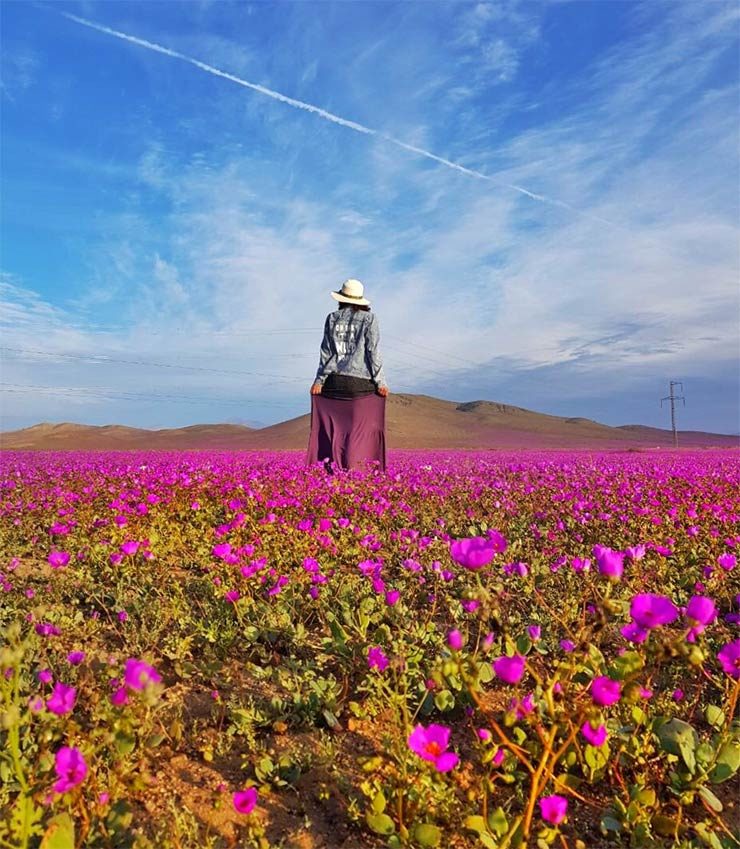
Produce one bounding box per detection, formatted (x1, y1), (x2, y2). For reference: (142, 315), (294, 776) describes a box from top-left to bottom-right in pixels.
(1, 449), (739, 849)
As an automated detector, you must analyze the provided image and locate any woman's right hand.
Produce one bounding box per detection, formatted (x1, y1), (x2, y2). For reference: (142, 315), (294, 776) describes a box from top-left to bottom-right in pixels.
(310, 383), (323, 395)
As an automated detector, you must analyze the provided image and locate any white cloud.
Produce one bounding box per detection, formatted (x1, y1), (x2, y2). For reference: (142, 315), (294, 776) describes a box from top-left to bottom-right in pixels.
(2, 1), (737, 431)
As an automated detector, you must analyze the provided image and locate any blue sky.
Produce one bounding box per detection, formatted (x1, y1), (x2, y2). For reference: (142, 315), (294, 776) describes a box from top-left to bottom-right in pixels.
(1, 0), (738, 434)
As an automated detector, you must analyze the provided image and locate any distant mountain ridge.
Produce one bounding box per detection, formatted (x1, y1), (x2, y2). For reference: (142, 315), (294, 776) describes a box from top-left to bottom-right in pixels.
(1, 394), (737, 451)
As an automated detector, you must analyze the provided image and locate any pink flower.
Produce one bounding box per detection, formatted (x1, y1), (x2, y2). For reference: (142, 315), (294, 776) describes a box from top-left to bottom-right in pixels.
(224, 590), (240, 604)
(66, 651), (85, 665)
(110, 687), (128, 706)
(407, 724), (459, 772)
(620, 622), (648, 644)
(594, 546), (624, 580)
(630, 594), (678, 630)
(448, 629), (463, 651)
(37, 669), (53, 684)
(510, 693), (535, 720)
(46, 682), (76, 715)
(120, 541), (140, 556)
(450, 537), (496, 570)
(493, 655), (525, 684)
(385, 589), (400, 606)
(717, 640), (740, 679)
(485, 529), (508, 552)
(367, 646), (389, 671)
(212, 543), (232, 559)
(477, 728), (492, 741)
(685, 595), (717, 641)
(540, 795), (568, 825)
(123, 658), (161, 691)
(581, 722), (608, 747)
(718, 553), (736, 571)
(233, 787), (258, 814)
(559, 639), (575, 653)
(48, 551), (70, 569)
(53, 746), (87, 794)
(527, 625), (541, 642)
(590, 676), (621, 706)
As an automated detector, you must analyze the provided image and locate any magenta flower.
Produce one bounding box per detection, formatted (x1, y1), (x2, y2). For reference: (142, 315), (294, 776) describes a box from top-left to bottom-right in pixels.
(630, 594), (678, 630)
(212, 543), (232, 559)
(407, 724), (459, 772)
(510, 693), (535, 720)
(233, 787), (258, 814)
(685, 595), (717, 641)
(718, 553), (736, 571)
(590, 676), (621, 706)
(367, 646), (389, 671)
(37, 669), (53, 684)
(66, 651), (86, 665)
(48, 551), (70, 569)
(620, 622), (648, 644)
(594, 546), (624, 580)
(581, 722), (608, 747)
(448, 629), (463, 651)
(110, 685), (128, 706)
(493, 655), (525, 685)
(385, 589), (400, 606)
(46, 682), (77, 715)
(485, 529), (508, 553)
(540, 795), (568, 825)
(717, 640), (740, 679)
(450, 537), (496, 570)
(527, 625), (541, 642)
(559, 639), (575, 653)
(224, 590), (240, 604)
(120, 541), (140, 556)
(123, 658), (161, 691)
(53, 746), (87, 794)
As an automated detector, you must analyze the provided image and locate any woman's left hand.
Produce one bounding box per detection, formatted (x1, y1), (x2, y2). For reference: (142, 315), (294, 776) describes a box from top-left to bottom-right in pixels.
(377, 386), (389, 397)
(310, 383), (323, 395)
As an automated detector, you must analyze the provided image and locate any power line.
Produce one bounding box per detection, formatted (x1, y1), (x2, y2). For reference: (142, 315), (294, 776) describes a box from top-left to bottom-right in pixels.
(0, 383), (299, 408)
(0, 347), (307, 383)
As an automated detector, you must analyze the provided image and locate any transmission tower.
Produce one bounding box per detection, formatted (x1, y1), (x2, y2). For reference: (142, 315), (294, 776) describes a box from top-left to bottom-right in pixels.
(660, 381), (685, 448)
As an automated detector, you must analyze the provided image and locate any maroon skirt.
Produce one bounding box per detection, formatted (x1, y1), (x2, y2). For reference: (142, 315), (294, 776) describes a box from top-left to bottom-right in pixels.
(306, 393), (386, 472)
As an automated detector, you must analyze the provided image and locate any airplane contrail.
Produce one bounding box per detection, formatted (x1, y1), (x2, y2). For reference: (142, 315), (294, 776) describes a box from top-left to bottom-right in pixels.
(57, 9), (614, 225)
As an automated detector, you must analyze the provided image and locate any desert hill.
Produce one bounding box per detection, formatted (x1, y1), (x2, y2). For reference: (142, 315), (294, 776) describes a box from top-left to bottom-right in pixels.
(1, 394), (737, 451)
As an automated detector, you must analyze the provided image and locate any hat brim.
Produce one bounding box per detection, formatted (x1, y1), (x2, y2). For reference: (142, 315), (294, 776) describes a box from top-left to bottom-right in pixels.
(331, 291), (371, 306)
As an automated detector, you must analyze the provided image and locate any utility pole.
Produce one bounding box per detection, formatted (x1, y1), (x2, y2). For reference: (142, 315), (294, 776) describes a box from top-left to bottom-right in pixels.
(660, 381), (685, 448)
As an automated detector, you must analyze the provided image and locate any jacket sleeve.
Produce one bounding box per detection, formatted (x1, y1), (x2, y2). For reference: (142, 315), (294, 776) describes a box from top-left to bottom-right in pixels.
(365, 313), (388, 388)
(314, 315), (335, 384)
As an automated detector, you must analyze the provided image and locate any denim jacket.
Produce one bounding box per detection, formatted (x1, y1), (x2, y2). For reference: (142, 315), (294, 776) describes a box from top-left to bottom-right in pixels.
(314, 308), (388, 388)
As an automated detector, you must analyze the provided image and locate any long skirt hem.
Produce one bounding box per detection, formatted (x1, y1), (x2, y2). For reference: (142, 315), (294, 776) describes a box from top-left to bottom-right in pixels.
(306, 394), (386, 472)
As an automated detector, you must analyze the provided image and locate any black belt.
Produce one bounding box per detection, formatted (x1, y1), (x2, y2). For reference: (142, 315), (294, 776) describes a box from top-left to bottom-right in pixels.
(321, 373), (377, 398)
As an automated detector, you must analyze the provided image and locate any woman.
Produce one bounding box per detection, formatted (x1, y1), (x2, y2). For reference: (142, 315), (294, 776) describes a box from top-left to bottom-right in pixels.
(306, 279), (389, 472)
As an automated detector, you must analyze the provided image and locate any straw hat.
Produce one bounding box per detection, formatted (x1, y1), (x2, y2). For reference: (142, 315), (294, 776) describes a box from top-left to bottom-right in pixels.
(331, 278), (371, 306)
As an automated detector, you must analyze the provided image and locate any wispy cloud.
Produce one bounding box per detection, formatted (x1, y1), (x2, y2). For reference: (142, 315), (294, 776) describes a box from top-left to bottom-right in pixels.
(1, 1), (737, 432)
(55, 8), (612, 221)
